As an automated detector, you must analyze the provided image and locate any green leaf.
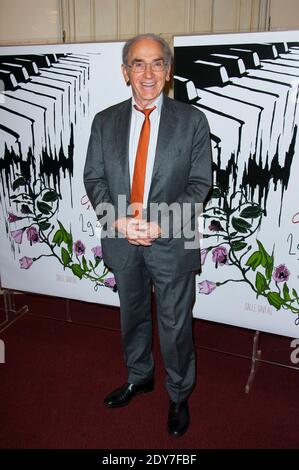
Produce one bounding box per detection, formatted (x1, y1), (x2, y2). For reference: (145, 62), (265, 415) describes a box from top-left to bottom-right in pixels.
(292, 288), (298, 299)
(256, 240), (270, 268)
(52, 229), (64, 246)
(265, 254), (274, 281)
(232, 217), (252, 233)
(58, 220), (73, 252)
(211, 188), (222, 198)
(255, 272), (268, 294)
(231, 240), (247, 252)
(61, 247), (71, 266)
(283, 283), (291, 301)
(42, 190), (58, 202)
(95, 257), (101, 268)
(246, 251), (262, 271)
(39, 221), (51, 231)
(82, 255), (88, 272)
(267, 292), (284, 310)
(66, 231), (73, 254)
(240, 205), (263, 219)
(12, 177), (26, 191)
(37, 201), (52, 214)
(57, 221), (69, 241)
(71, 264), (84, 279)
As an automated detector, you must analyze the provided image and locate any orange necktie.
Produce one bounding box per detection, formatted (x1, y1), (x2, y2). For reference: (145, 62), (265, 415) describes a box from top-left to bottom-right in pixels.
(130, 106), (156, 218)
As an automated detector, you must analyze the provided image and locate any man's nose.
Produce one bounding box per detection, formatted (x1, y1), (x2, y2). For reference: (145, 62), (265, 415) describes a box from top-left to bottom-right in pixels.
(143, 63), (154, 77)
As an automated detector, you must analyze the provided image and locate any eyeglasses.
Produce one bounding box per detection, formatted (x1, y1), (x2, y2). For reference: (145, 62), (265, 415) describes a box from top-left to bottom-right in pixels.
(127, 59), (166, 73)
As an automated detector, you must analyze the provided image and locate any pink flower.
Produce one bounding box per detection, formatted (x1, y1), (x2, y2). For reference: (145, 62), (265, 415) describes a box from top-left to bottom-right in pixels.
(8, 212), (22, 223)
(91, 245), (102, 258)
(200, 248), (208, 265)
(212, 246), (228, 268)
(198, 280), (216, 295)
(26, 226), (39, 243)
(208, 220), (224, 232)
(11, 229), (24, 244)
(104, 276), (117, 291)
(19, 256), (33, 269)
(273, 264), (290, 283)
(73, 240), (85, 256)
(21, 204), (32, 215)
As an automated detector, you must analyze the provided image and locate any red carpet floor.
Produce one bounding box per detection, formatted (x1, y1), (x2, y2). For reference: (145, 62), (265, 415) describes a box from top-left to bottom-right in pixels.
(0, 292), (299, 449)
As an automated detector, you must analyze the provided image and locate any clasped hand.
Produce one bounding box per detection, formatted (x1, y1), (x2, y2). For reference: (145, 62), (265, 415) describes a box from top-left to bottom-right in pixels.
(113, 217), (161, 246)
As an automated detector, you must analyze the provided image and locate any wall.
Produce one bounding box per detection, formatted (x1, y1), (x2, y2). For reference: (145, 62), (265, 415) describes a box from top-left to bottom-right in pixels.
(269, 0), (299, 30)
(0, 0), (62, 44)
(1, 0), (298, 47)
(60, 0), (263, 43)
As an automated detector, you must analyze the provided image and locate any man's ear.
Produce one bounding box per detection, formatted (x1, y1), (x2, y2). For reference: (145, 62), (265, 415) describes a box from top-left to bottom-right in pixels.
(121, 64), (130, 86)
(165, 65), (171, 82)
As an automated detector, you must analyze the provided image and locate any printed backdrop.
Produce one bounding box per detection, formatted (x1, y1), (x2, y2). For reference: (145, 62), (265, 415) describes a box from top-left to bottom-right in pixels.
(1, 33), (299, 337)
(0, 41), (130, 306)
(174, 30), (299, 337)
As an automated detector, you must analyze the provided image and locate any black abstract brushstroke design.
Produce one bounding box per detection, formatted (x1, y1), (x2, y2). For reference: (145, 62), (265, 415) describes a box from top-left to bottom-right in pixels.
(0, 53), (89, 204)
(242, 125), (297, 221)
(174, 40), (299, 221)
(39, 125), (74, 201)
(174, 39), (299, 325)
(0, 51), (116, 294)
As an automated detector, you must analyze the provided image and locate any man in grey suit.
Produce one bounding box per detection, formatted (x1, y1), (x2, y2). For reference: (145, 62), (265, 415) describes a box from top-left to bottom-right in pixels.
(84, 33), (212, 437)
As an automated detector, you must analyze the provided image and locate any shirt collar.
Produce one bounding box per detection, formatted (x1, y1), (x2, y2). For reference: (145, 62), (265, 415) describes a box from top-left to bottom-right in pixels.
(131, 93), (163, 115)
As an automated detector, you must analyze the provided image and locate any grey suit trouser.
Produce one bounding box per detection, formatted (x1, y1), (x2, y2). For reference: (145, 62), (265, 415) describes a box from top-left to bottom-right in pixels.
(113, 245), (196, 403)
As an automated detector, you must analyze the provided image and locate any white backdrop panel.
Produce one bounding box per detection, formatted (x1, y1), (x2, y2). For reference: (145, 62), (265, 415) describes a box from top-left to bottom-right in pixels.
(0, 41), (130, 306)
(174, 30), (299, 338)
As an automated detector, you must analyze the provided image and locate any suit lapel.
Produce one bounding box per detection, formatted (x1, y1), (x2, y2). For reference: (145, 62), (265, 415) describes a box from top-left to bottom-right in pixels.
(148, 95), (178, 201)
(116, 99), (132, 203)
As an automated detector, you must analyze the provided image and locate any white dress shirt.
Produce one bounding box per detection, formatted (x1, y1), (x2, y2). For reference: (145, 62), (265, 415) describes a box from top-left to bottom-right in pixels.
(129, 93), (163, 209)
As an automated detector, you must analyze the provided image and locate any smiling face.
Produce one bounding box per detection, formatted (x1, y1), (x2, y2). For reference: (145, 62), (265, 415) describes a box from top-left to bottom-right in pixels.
(122, 38), (171, 109)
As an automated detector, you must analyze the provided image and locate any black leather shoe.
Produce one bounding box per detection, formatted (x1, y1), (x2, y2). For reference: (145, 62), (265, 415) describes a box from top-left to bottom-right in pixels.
(104, 379), (154, 408)
(167, 400), (189, 437)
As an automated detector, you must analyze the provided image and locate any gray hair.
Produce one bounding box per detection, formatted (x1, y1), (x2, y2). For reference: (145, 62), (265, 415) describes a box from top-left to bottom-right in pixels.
(122, 33), (173, 67)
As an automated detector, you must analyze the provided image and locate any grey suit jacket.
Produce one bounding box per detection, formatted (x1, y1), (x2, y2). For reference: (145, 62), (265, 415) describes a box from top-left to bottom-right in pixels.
(84, 94), (212, 276)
